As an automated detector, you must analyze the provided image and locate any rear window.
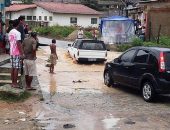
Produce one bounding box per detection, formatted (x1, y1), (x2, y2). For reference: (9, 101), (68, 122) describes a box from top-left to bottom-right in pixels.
(165, 52), (170, 68)
(81, 42), (106, 50)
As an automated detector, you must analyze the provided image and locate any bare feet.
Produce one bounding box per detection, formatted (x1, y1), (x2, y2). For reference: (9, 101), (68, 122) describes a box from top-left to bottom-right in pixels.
(49, 72), (56, 74)
(11, 84), (20, 88)
(26, 87), (36, 90)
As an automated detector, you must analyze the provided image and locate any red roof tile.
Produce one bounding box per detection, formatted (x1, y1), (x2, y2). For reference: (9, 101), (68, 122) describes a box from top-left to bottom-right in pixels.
(35, 2), (102, 15)
(5, 4), (37, 12)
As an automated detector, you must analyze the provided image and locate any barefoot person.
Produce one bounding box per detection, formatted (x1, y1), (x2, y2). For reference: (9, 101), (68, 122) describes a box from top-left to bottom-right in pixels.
(22, 32), (37, 90)
(8, 19), (23, 88)
(49, 39), (58, 73)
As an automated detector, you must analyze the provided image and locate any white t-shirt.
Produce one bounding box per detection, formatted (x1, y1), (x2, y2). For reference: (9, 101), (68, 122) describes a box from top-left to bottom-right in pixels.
(8, 29), (21, 56)
(77, 30), (84, 39)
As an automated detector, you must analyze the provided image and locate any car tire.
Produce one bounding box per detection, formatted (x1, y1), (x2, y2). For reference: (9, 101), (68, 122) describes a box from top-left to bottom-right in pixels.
(142, 82), (155, 102)
(104, 71), (113, 87)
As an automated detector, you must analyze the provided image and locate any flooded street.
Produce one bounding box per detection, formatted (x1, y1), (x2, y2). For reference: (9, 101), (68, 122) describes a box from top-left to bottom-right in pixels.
(35, 38), (170, 130)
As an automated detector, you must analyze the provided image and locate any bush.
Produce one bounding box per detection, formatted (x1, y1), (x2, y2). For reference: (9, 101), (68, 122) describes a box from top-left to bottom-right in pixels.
(84, 31), (93, 39)
(159, 36), (170, 47)
(116, 44), (132, 52)
(131, 37), (143, 46)
(34, 25), (75, 39)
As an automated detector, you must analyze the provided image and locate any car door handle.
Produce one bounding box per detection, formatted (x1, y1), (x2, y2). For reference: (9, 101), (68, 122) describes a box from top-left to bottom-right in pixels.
(141, 68), (146, 70)
(125, 66), (129, 69)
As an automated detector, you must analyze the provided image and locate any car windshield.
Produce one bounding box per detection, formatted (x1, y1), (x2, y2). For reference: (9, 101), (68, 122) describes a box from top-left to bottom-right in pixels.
(165, 52), (170, 69)
(81, 42), (106, 50)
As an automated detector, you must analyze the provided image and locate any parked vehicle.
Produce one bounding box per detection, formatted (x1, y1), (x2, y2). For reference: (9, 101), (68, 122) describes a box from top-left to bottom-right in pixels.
(68, 39), (107, 62)
(104, 46), (170, 102)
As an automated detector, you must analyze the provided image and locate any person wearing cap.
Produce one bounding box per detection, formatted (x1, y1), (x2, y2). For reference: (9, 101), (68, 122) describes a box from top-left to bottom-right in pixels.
(22, 32), (37, 90)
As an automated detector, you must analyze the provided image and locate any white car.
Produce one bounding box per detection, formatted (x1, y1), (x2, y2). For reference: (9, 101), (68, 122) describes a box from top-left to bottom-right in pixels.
(68, 39), (107, 62)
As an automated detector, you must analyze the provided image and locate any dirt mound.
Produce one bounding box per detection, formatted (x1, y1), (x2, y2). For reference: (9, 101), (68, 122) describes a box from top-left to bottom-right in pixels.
(65, 30), (78, 41)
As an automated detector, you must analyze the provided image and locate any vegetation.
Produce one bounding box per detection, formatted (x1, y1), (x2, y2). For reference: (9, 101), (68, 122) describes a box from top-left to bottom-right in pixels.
(0, 91), (31, 102)
(34, 25), (75, 39)
(33, 25), (96, 39)
(116, 36), (170, 52)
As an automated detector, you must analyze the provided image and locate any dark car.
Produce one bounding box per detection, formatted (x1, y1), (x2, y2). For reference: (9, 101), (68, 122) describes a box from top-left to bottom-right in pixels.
(104, 46), (170, 102)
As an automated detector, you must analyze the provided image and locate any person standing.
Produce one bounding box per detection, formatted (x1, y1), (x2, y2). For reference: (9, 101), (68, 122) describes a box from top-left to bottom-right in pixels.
(49, 39), (58, 74)
(22, 32), (37, 90)
(17, 16), (25, 43)
(77, 27), (84, 39)
(8, 19), (23, 88)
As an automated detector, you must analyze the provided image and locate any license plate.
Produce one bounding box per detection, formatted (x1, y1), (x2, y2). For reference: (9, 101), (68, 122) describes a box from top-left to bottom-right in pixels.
(88, 58), (96, 61)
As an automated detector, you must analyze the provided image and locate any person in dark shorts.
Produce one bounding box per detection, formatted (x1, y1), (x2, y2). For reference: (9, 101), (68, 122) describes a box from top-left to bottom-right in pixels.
(8, 19), (23, 88)
(49, 39), (58, 74)
(22, 32), (37, 90)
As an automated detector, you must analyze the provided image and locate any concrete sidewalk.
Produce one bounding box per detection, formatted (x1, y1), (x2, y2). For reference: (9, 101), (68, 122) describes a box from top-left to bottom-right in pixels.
(0, 54), (10, 66)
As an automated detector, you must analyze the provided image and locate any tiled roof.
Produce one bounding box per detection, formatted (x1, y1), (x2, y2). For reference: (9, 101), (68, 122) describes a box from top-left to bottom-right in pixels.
(34, 2), (102, 15)
(5, 4), (37, 12)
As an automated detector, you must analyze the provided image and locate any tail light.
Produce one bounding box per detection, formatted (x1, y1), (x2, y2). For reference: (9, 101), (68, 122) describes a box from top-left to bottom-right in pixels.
(77, 50), (79, 56)
(159, 52), (165, 72)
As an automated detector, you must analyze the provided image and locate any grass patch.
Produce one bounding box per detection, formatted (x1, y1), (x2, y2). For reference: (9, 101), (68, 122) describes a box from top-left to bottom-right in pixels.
(33, 25), (75, 39)
(0, 91), (31, 102)
(33, 25), (99, 40)
(115, 36), (170, 52)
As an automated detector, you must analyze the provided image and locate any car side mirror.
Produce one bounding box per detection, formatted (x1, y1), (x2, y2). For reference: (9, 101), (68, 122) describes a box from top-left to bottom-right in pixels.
(68, 44), (71, 47)
(114, 58), (121, 63)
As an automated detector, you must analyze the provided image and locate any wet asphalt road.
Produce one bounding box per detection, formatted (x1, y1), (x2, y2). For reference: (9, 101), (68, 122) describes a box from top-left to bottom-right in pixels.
(35, 37), (170, 130)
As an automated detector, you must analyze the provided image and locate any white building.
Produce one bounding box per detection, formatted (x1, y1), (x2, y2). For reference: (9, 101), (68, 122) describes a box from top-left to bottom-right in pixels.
(5, 2), (102, 27)
(11, 0), (23, 4)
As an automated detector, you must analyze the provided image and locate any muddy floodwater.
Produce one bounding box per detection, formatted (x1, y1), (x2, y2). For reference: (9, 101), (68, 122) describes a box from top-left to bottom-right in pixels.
(35, 46), (170, 130)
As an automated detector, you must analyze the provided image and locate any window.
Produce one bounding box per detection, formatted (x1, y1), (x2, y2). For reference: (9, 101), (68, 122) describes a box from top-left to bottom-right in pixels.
(27, 16), (32, 20)
(148, 53), (158, 68)
(165, 52), (170, 68)
(44, 16), (47, 21)
(91, 18), (97, 24)
(49, 16), (53, 21)
(74, 40), (81, 48)
(33, 16), (36, 21)
(39, 16), (42, 21)
(134, 50), (149, 63)
(81, 42), (105, 50)
(121, 49), (136, 62)
(70, 17), (77, 24)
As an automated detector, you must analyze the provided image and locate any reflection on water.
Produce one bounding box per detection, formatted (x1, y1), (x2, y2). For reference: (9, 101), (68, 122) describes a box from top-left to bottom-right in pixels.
(49, 74), (57, 98)
(102, 116), (120, 129)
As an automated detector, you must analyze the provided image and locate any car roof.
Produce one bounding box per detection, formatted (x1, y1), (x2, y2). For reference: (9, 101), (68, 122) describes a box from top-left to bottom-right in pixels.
(76, 39), (104, 42)
(130, 46), (170, 52)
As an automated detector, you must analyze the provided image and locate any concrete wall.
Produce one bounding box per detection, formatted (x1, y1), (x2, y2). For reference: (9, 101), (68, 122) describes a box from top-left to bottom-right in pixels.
(145, 3), (170, 40)
(53, 13), (99, 27)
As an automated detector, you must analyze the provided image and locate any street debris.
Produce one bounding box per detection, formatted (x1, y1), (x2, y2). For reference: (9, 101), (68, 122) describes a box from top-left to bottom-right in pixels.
(19, 118), (26, 122)
(72, 80), (88, 83)
(63, 124), (76, 129)
(124, 119), (136, 125)
(19, 111), (26, 115)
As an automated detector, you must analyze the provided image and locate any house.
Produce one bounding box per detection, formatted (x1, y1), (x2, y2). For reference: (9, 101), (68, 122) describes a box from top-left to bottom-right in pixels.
(11, 0), (23, 4)
(5, 2), (102, 27)
(138, 0), (170, 40)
